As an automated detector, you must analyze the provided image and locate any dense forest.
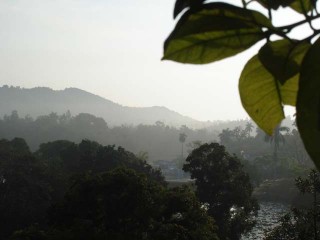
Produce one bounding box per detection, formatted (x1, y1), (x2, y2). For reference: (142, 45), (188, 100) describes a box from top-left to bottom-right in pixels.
(0, 93), (316, 239)
(0, 138), (218, 240)
(1, 136), (319, 239)
(0, 110), (217, 160)
(0, 110), (311, 166)
(0, 110), (317, 239)
(1, 137), (259, 240)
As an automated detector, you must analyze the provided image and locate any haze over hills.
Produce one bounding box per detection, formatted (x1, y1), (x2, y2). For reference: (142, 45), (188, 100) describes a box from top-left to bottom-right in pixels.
(0, 85), (207, 128)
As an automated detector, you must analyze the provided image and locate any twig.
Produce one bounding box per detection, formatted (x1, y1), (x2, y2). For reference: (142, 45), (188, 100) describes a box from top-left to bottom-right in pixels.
(278, 15), (320, 32)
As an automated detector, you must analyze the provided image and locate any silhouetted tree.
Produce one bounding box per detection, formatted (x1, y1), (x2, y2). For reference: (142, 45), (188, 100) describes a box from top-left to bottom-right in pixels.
(264, 125), (290, 161)
(219, 128), (233, 146)
(183, 143), (258, 240)
(244, 122), (254, 137)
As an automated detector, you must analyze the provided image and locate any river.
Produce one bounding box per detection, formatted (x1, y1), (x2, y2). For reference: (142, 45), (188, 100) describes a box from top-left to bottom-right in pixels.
(241, 201), (290, 240)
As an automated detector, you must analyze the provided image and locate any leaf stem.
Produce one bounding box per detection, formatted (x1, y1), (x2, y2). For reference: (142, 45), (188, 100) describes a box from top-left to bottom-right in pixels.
(265, 29), (293, 43)
(242, 0), (247, 8)
(268, 7), (272, 21)
(302, 31), (320, 42)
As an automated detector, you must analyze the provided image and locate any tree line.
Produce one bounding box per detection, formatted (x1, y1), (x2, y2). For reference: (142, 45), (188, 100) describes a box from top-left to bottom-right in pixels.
(0, 137), (260, 240)
(0, 111), (218, 161)
(0, 111), (308, 162)
(0, 110), (313, 182)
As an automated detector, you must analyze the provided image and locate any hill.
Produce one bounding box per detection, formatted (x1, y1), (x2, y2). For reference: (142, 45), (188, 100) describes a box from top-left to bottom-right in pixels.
(0, 85), (204, 127)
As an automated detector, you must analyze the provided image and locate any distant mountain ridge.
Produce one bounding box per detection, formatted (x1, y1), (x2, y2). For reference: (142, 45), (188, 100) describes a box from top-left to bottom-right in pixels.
(0, 86), (204, 127)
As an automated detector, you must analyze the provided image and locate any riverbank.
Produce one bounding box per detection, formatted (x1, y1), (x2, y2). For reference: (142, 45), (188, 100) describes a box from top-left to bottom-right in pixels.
(253, 178), (312, 206)
(168, 178), (309, 205)
(253, 178), (298, 203)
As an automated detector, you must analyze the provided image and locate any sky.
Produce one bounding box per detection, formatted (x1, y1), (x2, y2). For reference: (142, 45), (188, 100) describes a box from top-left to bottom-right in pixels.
(0, 0), (309, 121)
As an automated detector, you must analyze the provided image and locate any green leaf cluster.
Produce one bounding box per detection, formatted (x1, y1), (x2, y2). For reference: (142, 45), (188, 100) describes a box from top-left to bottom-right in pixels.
(163, 0), (320, 168)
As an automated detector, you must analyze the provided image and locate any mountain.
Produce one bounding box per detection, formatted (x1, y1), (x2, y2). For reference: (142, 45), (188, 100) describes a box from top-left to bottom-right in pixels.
(0, 85), (204, 127)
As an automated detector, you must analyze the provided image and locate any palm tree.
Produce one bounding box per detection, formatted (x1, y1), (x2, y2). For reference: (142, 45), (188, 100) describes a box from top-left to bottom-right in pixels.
(264, 125), (290, 161)
(219, 128), (233, 145)
(233, 126), (242, 141)
(179, 133), (187, 158)
(136, 151), (149, 162)
(244, 122), (254, 137)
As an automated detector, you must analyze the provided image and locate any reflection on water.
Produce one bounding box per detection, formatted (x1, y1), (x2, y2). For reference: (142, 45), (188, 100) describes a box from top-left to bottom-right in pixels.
(241, 202), (289, 240)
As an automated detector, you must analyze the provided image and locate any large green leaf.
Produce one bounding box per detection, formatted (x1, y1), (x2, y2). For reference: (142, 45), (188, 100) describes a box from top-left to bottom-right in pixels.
(297, 37), (320, 169)
(173, 0), (206, 19)
(239, 55), (299, 135)
(258, 40), (311, 85)
(174, 0), (190, 19)
(163, 2), (272, 64)
(290, 0), (317, 13)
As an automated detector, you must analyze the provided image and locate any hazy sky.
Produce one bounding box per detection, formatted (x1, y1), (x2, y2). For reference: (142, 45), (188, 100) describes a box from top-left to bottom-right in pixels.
(0, 0), (308, 121)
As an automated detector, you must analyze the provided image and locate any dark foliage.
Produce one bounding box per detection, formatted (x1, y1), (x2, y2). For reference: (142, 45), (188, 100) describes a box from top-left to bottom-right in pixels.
(0, 138), (165, 239)
(0, 137), (220, 240)
(264, 170), (320, 240)
(183, 143), (258, 240)
(44, 168), (219, 240)
(0, 138), (51, 239)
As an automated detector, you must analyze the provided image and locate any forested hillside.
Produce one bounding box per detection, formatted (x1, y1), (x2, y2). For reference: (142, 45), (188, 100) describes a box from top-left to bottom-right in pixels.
(0, 111), (218, 160)
(0, 86), (203, 127)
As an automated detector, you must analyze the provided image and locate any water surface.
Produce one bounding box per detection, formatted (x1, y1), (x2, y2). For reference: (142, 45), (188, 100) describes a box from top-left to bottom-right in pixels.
(241, 201), (289, 240)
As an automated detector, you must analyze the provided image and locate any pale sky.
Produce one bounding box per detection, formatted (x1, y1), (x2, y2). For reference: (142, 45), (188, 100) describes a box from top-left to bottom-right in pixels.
(0, 0), (310, 121)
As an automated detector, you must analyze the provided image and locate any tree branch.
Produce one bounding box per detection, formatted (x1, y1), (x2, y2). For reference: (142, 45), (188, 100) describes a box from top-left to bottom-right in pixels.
(278, 15), (320, 32)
